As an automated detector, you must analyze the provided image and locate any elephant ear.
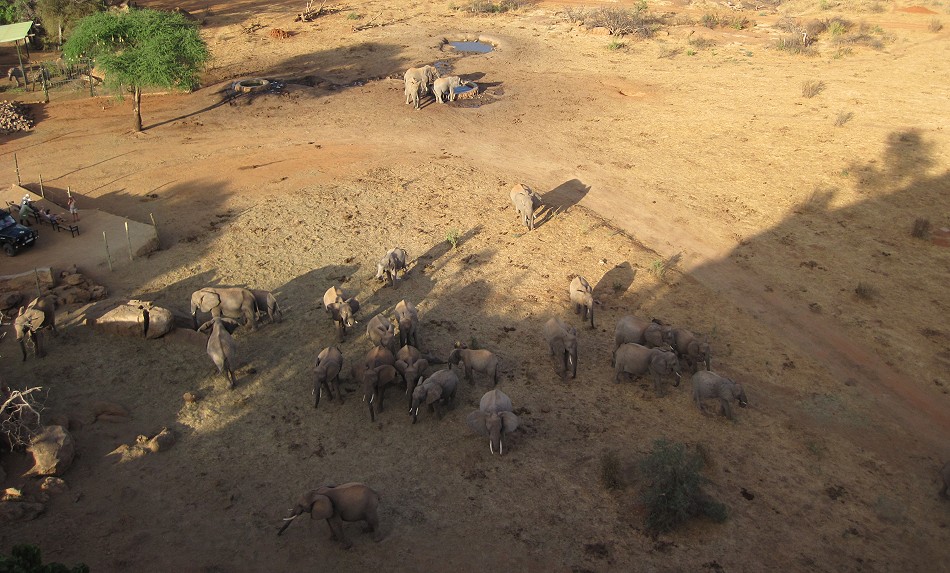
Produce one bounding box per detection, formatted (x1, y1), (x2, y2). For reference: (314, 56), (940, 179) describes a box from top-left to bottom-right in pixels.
(308, 494), (334, 519)
(394, 359), (408, 374)
(199, 290), (221, 312)
(467, 410), (489, 436)
(197, 319), (214, 333)
(425, 384), (443, 406)
(345, 298), (360, 313)
(219, 318), (241, 334)
(500, 411), (519, 433)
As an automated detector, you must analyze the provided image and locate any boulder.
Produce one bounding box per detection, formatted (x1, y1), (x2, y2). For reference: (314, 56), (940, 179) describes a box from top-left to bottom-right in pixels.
(93, 301), (174, 339)
(0, 501), (44, 522)
(62, 273), (86, 287)
(146, 428), (176, 453)
(26, 425), (74, 476)
(0, 292), (23, 311)
(38, 477), (68, 495)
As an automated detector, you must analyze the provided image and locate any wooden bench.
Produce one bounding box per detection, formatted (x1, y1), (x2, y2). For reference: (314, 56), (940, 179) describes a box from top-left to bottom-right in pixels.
(51, 219), (80, 237)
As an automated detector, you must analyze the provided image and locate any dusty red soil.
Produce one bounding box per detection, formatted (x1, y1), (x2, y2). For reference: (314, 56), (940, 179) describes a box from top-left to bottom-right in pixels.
(1, 0), (948, 570)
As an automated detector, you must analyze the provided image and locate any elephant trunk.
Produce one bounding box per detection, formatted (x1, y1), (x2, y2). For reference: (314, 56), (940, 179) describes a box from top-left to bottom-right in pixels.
(192, 309), (199, 330)
(368, 394), (376, 422)
(314, 385), (321, 408)
(673, 371), (681, 387)
(18, 337), (27, 362)
(277, 513), (299, 536)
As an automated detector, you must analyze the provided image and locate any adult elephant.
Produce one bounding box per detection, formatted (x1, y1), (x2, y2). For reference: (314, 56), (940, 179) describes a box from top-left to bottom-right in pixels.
(432, 76), (463, 103)
(277, 483), (383, 548)
(543, 317), (577, 379)
(404, 65), (440, 100)
(190, 287), (258, 331)
(14, 296), (58, 361)
(614, 343), (681, 395)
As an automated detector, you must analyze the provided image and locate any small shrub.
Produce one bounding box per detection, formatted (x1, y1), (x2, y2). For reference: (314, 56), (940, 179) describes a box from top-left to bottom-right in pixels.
(911, 218), (932, 239)
(657, 46), (682, 58)
(929, 18), (943, 32)
(701, 12), (720, 28)
(855, 282), (877, 300)
(774, 35), (818, 55)
(445, 228), (461, 249)
(868, 2), (885, 13)
(640, 439), (727, 535)
(601, 450), (623, 489)
(687, 49), (697, 56)
(587, 5), (661, 38)
(827, 19), (848, 36)
(650, 259), (666, 277)
(724, 15), (751, 29)
(688, 36), (717, 49)
(0, 545), (89, 573)
(607, 39), (626, 50)
(835, 111), (853, 126)
(347, 11), (362, 19)
(801, 79), (826, 98)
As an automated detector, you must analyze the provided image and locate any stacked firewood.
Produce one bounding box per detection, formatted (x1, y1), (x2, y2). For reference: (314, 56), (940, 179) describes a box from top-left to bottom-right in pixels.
(0, 101), (33, 135)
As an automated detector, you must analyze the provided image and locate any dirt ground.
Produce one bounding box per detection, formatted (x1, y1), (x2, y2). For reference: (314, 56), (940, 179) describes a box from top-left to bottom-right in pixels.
(1, 0), (949, 570)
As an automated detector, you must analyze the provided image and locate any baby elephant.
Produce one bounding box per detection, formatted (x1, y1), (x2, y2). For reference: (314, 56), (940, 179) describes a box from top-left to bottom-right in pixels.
(410, 369), (458, 423)
(375, 248), (409, 286)
(543, 317), (577, 379)
(672, 328), (711, 373)
(277, 482), (382, 548)
(691, 370), (748, 420)
(404, 78), (425, 110)
(448, 345), (499, 386)
(510, 183), (543, 231)
(432, 75), (463, 103)
(314, 346), (344, 408)
(394, 299), (419, 348)
(367, 314), (397, 354)
(198, 317), (240, 389)
(251, 289), (282, 324)
(614, 343), (681, 395)
(569, 276), (594, 329)
(362, 364), (403, 422)
(467, 389), (520, 455)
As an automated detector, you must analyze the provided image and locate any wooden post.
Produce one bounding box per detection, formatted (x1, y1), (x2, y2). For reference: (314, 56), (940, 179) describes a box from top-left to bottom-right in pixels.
(125, 221), (133, 261)
(67, 186), (71, 198)
(103, 232), (113, 271)
(149, 212), (159, 243)
(42, 72), (49, 104)
(33, 268), (41, 297)
(38, 174), (45, 199)
(14, 153), (20, 185)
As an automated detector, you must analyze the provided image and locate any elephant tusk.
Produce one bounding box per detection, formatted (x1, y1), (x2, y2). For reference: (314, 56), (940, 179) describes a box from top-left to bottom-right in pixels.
(500, 441), (503, 455)
(282, 515), (297, 521)
(369, 395), (374, 404)
(490, 441), (494, 455)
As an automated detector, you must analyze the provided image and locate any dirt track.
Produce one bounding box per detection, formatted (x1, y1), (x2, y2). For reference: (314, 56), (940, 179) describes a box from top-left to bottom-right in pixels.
(1, 0), (949, 570)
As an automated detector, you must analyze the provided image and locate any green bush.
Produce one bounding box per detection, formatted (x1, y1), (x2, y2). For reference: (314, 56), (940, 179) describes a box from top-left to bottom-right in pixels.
(0, 544), (89, 573)
(639, 439), (727, 535)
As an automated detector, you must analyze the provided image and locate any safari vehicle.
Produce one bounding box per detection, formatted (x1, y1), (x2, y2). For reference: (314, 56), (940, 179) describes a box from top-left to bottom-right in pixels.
(0, 208), (38, 256)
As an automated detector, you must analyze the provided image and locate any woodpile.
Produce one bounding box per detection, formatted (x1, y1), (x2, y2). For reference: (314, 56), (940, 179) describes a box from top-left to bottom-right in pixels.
(269, 28), (290, 39)
(0, 101), (33, 135)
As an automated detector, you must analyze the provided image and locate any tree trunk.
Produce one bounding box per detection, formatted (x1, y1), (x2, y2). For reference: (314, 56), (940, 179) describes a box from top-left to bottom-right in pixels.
(132, 86), (142, 132)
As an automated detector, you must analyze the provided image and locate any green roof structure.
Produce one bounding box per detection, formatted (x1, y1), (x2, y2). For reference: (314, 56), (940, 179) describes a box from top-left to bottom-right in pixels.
(0, 21), (33, 44)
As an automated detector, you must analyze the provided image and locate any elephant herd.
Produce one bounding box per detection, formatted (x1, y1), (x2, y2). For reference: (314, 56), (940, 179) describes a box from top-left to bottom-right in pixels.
(403, 65), (470, 110)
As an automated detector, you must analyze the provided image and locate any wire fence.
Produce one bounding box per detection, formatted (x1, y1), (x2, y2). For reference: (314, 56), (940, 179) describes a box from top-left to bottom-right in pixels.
(1, 58), (121, 102)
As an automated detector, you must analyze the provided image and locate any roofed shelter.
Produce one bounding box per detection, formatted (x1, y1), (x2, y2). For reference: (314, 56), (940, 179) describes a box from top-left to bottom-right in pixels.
(0, 21), (35, 90)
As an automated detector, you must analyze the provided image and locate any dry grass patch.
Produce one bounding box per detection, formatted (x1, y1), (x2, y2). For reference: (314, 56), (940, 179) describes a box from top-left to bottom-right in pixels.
(802, 79), (826, 98)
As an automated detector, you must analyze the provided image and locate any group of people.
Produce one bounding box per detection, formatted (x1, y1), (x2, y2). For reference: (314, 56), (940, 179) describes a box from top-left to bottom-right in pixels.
(17, 192), (78, 227)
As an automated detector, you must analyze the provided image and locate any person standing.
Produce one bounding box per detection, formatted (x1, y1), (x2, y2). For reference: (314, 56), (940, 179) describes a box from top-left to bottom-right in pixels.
(67, 196), (79, 222)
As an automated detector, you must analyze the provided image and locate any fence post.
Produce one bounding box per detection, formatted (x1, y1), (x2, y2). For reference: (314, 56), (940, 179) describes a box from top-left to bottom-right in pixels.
(14, 153), (20, 185)
(103, 232), (113, 271)
(33, 268), (41, 297)
(149, 212), (159, 244)
(125, 221), (133, 261)
(38, 174), (45, 199)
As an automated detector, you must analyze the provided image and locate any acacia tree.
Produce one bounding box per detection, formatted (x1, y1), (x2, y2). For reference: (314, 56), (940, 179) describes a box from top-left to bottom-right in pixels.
(34, 0), (103, 47)
(63, 9), (209, 131)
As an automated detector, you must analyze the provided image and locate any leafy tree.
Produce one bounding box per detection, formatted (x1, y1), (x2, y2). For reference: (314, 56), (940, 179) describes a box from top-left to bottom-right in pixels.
(0, 544), (89, 573)
(62, 8), (209, 131)
(34, 0), (103, 46)
(0, 0), (33, 26)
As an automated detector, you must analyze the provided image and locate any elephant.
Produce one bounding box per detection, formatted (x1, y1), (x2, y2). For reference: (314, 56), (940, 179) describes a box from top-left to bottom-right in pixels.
(940, 462), (950, 499)
(324, 286), (360, 341)
(448, 345), (499, 386)
(395, 345), (429, 400)
(432, 75), (463, 103)
(375, 248), (408, 286)
(510, 183), (543, 231)
(612, 316), (672, 365)
(314, 346), (344, 408)
(404, 77), (424, 110)
(404, 65), (440, 98)
(394, 299), (419, 348)
(691, 370), (748, 420)
(366, 314), (397, 354)
(614, 343), (681, 395)
(277, 482), (382, 547)
(250, 289), (282, 324)
(569, 276), (595, 329)
(467, 389), (520, 455)
(191, 287), (258, 331)
(410, 369), (458, 423)
(362, 364), (403, 422)
(198, 316), (240, 389)
(672, 328), (711, 373)
(14, 296), (58, 361)
(543, 317), (577, 379)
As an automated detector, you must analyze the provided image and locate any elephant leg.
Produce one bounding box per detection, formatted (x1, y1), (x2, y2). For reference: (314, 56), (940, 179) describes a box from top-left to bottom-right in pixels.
(364, 508), (383, 541)
(466, 365), (474, 385)
(721, 399), (734, 420)
(492, 367), (498, 387)
(19, 338), (27, 361)
(326, 516), (352, 549)
(378, 386), (385, 413)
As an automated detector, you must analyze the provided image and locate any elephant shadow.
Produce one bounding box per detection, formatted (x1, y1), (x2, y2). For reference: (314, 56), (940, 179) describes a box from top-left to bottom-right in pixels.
(535, 179), (591, 229)
(594, 261), (637, 299)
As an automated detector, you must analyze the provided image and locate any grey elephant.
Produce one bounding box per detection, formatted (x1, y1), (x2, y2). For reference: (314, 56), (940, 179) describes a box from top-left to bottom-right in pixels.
(250, 289), (282, 324)
(375, 248), (408, 286)
(364, 344), (396, 370)
(510, 183), (543, 231)
(362, 364), (403, 422)
(404, 65), (440, 99)
(543, 317), (577, 379)
(314, 346), (344, 408)
(404, 78), (425, 110)
(367, 314), (397, 354)
(324, 286), (360, 341)
(410, 369), (458, 423)
(467, 389), (520, 455)
(190, 287), (258, 331)
(198, 316), (240, 389)
(395, 344), (429, 400)
(672, 328), (711, 373)
(448, 345), (499, 386)
(612, 315), (672, 365)
(433, 75), (463, 103)
(940, 462), (950, 499)
(277, 482), (383, 548)
(614, 343), (681, 395)
(569, 276), (595, 329)
(691, 370), (747, 420)
(14, 296), (58, 361)
(394, 299), (419, 348)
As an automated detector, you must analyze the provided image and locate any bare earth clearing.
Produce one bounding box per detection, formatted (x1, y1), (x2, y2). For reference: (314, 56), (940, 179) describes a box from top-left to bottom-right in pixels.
(1, 0), (949, 570)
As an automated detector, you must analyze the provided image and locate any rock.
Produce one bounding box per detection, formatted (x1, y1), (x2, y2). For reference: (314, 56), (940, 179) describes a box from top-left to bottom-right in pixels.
(183, 392), (198, 404)
(2, 488), (22, 501)
(0, 501), (44, 522)
(38, 477), (68, 495)
(89, 285), (108, 301)
(62, 273), (87, 287)
(51, 285), (91, 305)
(93, 301), (174, 339)
(590, 26), (611, 36)
(0, 292), (23, 311)
(26, 425), (75, 476)
(147, 428), (176, 453)
(60, 265), (79, 277)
